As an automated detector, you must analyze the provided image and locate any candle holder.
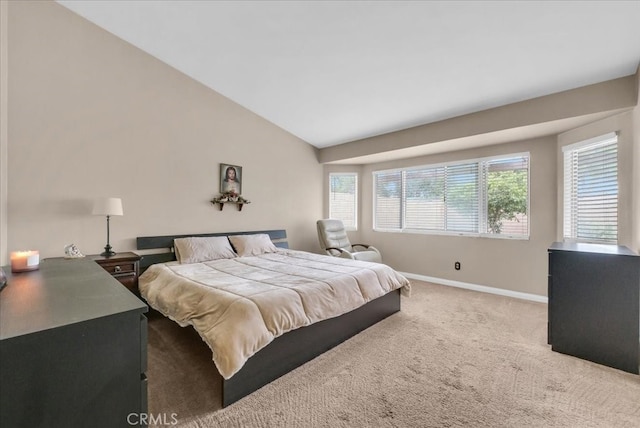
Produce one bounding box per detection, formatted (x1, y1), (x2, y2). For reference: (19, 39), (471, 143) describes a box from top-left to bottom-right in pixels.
(10, 250), (40, 273)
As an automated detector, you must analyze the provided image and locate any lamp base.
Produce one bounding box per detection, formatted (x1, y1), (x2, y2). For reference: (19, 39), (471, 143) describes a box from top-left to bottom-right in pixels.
(100, 244), (116, 257)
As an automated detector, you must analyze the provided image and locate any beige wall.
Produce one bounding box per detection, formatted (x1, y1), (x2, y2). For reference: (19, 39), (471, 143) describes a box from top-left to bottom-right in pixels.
(1, 0), (8, 265)
(633, 68), (640, 253)
(4, 0), (323, 262)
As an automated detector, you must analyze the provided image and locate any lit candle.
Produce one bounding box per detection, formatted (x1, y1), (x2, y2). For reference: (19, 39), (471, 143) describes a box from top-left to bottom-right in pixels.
(10, 251), (40, 273)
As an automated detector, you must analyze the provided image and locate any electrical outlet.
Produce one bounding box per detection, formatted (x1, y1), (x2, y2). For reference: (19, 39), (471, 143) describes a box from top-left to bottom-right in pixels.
(455, 261), (461, 270)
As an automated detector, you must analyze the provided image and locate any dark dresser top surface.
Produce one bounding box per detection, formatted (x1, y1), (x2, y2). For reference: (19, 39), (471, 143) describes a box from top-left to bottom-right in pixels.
(549, 242), (638, 257)
(0, 257), (147, 340)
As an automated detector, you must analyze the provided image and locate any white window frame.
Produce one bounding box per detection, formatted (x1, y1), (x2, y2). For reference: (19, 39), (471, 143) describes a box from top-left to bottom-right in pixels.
(329, 172), (358, 231)
(562, 132), (618, 244)
(373, 152), (530, 240)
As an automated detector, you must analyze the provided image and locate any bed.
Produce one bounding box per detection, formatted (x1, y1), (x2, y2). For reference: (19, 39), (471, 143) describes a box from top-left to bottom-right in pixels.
(137, 229), (410, 406)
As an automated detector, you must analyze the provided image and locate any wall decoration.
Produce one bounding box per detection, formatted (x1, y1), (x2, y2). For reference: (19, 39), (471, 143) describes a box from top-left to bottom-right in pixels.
(220, 163), (242, 196)
(212, 163), (250, 211)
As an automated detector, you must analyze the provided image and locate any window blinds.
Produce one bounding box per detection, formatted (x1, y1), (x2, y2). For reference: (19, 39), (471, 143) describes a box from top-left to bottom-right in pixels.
(404, 167), (445, 230)
(329, 173), (357, 229)
(563, 132), (618, 243)
(374, 171), (402, 229)
(445, 163), (479, 232)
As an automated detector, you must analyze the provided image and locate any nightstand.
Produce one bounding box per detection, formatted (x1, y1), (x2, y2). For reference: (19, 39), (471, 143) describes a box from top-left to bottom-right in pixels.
(91, 252), (141, 295)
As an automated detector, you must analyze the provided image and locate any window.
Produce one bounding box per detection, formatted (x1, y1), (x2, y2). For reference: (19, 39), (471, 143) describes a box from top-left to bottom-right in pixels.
(484, 156), (529, 236)
(374, 153), (529, 238)
(329, 173), (358, 229)
(405, 167), (444, 230)
(373, 171), (401, 229)
(563, 132), (618, 244)
(445, 163), (479, 232)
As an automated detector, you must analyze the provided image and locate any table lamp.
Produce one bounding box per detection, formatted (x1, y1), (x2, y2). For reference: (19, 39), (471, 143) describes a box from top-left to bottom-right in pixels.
(92, 197), (123, 257)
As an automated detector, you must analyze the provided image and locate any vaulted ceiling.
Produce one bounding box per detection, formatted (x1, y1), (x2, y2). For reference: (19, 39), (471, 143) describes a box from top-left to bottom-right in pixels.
(57, 1), (640, 153)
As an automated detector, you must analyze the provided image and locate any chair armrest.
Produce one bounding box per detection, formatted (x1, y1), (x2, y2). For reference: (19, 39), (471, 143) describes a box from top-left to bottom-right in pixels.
(352, 244), (381, 256)
(325, 247), (355, 259)
(326, 247), (344, 256)
(352, 244), (370, 249)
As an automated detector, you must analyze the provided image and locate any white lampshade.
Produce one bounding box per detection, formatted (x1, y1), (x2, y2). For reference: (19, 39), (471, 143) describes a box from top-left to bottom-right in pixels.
(92, 197), (123, 216)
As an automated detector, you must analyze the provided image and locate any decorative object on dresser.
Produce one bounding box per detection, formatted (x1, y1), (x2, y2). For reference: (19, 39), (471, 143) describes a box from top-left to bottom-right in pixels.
(91, 252), (141, 296)
(9, 250), (40, 272)
(64, 243), (85, 258)
(92, 197), (123, 256)
(0, 257), (148, 427)
(548, 242), (640, 374)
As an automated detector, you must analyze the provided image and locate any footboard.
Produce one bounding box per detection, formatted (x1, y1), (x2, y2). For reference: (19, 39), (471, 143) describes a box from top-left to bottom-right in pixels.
(222, 288), (401, 406)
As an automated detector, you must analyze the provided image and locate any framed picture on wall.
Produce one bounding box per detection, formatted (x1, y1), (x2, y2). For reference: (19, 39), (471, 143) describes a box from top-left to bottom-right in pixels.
(220, 163), (242, 195)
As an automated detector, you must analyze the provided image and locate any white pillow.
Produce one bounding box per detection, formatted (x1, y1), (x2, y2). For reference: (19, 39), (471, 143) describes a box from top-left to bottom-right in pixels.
(228, 234), (278, 257)
(173, 236), (237, 264)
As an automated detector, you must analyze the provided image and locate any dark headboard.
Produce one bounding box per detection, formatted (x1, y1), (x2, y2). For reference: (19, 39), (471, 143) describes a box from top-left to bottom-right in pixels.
(136, 229), (288, 271)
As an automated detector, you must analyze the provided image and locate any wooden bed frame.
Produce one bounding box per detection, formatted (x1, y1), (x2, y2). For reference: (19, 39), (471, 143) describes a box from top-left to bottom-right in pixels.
(136, 229), (401, 407)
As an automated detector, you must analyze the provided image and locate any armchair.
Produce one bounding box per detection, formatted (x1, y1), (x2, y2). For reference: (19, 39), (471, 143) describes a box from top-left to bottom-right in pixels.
(316, 219), (382, 263)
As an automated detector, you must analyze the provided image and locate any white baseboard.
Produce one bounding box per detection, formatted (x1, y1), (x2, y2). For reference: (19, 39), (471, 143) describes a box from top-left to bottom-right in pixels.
(400, 272), (548, 304)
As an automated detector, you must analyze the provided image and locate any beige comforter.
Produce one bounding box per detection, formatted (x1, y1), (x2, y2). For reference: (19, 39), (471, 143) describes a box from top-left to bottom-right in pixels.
(139, 249), (410, 379)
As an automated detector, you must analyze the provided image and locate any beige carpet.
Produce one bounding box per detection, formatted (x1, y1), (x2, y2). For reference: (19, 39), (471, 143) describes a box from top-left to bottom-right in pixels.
(147, 281), (640, 427)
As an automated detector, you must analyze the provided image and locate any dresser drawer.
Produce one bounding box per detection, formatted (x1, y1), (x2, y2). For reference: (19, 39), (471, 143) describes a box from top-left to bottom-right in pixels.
(92, 253), (141, 295)
(101, 261), (136, 275)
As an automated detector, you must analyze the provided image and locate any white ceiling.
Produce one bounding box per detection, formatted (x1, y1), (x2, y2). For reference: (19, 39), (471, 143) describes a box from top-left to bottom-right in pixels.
(57, 1), (640, 149)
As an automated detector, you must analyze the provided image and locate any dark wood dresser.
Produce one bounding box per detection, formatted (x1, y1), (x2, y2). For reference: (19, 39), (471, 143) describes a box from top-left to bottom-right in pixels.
(0, 257), (148, 427)
(548, 242), (640, 374)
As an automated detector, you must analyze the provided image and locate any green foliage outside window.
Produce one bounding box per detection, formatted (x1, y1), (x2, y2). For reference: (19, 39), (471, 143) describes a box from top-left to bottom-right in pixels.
(487, 170), (527, 234)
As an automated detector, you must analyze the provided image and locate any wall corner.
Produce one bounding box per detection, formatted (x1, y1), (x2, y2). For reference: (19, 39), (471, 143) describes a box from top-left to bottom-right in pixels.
(0, 0), (9, 265)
